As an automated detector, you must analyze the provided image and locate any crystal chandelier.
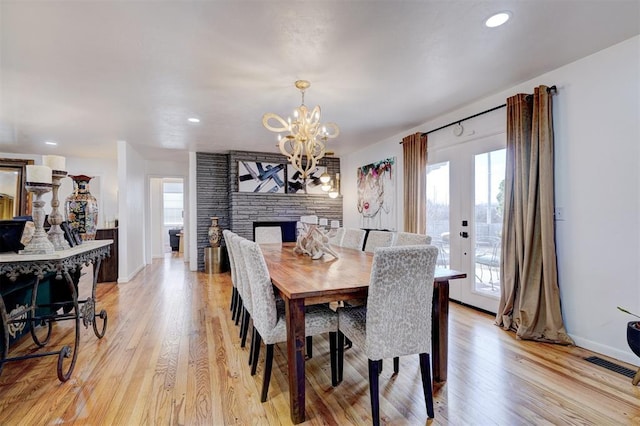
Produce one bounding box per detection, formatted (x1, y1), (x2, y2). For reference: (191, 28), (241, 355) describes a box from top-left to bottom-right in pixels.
(262, 80), (339, 179)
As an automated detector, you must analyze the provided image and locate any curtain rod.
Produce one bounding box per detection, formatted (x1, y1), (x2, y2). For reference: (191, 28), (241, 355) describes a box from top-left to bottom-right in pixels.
(399, 85), (556, 142)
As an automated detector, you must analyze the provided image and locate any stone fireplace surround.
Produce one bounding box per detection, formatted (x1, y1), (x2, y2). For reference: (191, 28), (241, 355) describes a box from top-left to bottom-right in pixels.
(196, 150), (342, 271)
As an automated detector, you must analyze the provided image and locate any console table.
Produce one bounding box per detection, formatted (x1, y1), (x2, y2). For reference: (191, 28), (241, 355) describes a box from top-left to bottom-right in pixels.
(0, 240), (111, 381)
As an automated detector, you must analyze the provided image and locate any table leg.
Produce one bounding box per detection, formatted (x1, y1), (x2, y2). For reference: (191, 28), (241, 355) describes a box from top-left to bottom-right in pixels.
(90, 257), (108, 338)
(432, 279), (450, 382)
(285, 297), (306, 424)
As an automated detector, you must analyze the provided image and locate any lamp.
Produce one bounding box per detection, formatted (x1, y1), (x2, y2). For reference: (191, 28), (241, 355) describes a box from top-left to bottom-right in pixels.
(329, 173), (340, 199)
(319, 172), (331, 183)
(262, 80), (339, 179)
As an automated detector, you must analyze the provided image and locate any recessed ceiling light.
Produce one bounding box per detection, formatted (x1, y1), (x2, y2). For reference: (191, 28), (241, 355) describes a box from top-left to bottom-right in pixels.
(188, 117), (200, 123)
(45, 141), (57, 146)
(485, 12), (511, 28)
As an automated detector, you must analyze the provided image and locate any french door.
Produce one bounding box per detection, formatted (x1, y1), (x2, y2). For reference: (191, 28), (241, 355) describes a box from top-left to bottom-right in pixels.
(426, 133), (505, 313)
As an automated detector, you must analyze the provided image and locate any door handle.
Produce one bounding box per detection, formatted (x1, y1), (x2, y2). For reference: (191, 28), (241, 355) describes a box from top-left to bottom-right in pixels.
(459, 231), (469, 238)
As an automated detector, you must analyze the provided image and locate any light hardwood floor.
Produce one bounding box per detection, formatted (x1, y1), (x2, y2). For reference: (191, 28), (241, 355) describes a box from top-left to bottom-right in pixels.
(1, 253), (639, 425)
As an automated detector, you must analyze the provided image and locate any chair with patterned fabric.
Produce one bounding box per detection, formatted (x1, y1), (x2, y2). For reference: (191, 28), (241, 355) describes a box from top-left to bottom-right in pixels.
(240, 239), (340, 402)
(230, 234), (253, 349)
(340, 228), (366, 250)
(223, 230), (240, 322)
(393, 232), (432, 246)
(254, 226), (282, 244)
(328, 227), (345, 246)
(337, 245), (439, 425)
(363, 230), (394, 253)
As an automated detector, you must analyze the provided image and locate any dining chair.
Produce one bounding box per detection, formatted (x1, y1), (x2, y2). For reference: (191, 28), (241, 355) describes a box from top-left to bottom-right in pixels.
(393, 232), (432, 246)
(254, 226), (282, 244)
(475, 236), (501, 289)
(230, 234), (254, 349)
(240, 239), (340, 402)
(340, 228), (366, 250)
(337, 245), (439, 425)
(222, 230), (240, 322)
(363, 230), (394, 253)
(328, 227), (345, 246)
(226, 233), (244, 326)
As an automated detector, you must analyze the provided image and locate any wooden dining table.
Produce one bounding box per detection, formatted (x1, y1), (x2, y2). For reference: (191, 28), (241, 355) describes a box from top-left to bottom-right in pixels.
(260, 242), (466, 424)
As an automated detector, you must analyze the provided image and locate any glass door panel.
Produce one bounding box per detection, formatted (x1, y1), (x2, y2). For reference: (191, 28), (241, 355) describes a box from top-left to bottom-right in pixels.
(426, 133), (505, 313)
(473, 149), (505, 295)
(427, 162), (450, 268)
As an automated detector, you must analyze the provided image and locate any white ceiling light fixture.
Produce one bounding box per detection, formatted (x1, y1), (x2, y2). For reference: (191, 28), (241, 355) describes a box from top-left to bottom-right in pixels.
(45, 141), (57, 146)
(262, 80), (339, 179)
(485, 11), (511, 28)
(187, 117), (200, 123)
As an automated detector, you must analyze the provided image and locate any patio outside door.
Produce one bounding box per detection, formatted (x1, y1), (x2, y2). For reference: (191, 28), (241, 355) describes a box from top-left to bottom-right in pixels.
(426, 133), (505, 313)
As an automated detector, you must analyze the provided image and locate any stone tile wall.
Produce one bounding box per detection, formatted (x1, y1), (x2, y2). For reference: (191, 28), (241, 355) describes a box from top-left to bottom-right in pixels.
(196, 150), (342, 271)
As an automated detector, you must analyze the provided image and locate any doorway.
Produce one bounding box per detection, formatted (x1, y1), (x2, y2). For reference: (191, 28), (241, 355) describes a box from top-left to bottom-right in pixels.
(426, 133), (505, 313)
(149, 177), (184, 260)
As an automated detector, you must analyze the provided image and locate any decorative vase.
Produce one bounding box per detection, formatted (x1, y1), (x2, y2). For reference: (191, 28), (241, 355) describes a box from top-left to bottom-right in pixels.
(208, 216), (222, 247)
(65, 174), (99, 241)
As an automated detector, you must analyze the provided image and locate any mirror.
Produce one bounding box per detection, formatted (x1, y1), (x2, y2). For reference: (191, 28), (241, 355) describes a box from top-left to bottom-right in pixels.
(0, 158), (34, 219)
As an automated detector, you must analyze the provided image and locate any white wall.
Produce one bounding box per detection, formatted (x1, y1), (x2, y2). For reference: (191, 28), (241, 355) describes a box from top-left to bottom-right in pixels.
(0, 152), (118, 226)
(343, 36), (640, 364)
(149, 177), (164, 260)
(188, 151), (198, 272)
(117, 140), (146, 282)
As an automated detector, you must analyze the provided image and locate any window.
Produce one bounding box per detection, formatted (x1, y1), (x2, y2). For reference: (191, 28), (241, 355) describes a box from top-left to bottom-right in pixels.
(163, 181), (183, 227)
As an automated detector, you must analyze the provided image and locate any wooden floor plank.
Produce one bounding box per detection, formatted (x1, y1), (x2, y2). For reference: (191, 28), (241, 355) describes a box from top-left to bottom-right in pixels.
(1, 253), (639, 425)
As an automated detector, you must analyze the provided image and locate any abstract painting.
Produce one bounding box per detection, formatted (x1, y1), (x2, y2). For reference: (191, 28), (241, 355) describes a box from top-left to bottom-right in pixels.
(357, 157), (396, 230)
(238, 161), (285, 193)
(287, 165), (327, 194)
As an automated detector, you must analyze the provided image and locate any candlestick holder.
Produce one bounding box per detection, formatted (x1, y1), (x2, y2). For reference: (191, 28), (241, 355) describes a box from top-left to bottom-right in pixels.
(22, 182), (55, 255)
(48, 170), (70, 250)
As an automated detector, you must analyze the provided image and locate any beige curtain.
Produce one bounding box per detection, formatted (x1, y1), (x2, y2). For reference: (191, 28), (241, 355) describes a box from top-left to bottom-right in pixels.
(495, 86), (573, 345)
(402, 132), (427, 234)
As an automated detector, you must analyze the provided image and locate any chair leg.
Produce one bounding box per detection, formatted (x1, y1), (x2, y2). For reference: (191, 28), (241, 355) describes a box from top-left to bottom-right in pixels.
(234, 298), (243, 325)
(249, 325), (257, 366)
(250, 330), (262, 376)
(393, 357), (399, 375)
(344, 336), (352, 349)
(306, 336), (313, 359)
(240, 309), (250, 347)
(233, 289), (241, 321)
(337, 332), (345, 383)
(419, 353), (435, 418)
(329, 332), (338, 386)
(368, 359), (382, 426)
(260, 344), (274, 402)
(230, 286), (236, 312)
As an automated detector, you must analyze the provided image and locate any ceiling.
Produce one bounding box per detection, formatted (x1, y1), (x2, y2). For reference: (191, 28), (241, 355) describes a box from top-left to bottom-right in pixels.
(1, 1), (638, 162)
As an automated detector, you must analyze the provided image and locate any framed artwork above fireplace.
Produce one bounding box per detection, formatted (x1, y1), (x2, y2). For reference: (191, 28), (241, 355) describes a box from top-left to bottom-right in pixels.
(237, 161), (285, 193)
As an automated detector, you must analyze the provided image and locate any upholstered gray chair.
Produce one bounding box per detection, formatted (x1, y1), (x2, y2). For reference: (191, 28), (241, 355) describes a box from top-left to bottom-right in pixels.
(254, 226), (282, 244)
(230, 234), (253, 348)
(337, 245), (439, 425)
(341, 228), (366, 250)
(240, 239), (339, 402)
(223, 230), (240, 322)
(226, 233), (244, 327)
(393, 232), (432, 246)
(363, 230), (394, 253)
(328, 227), (345, 246)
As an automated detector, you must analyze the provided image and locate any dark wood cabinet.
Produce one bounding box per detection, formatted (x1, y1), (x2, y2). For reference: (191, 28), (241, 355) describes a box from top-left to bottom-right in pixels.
(95, 228), (118, 282)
